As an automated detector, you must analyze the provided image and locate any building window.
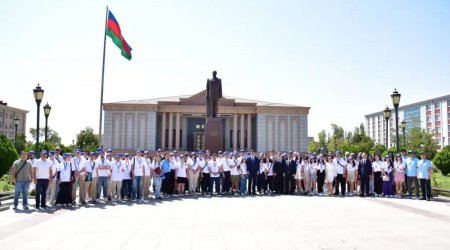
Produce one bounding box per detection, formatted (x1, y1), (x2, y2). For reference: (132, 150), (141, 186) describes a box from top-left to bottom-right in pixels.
(426, 104), (431, 111)
(195, 124), (205, 129)
(435, 114), (440, 121)
(434, 102), (440, 109)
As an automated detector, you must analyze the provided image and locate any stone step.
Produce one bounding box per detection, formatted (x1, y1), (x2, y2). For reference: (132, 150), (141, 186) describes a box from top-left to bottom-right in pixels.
(0, 205), (10, 212)
(0, 195), (13, 201)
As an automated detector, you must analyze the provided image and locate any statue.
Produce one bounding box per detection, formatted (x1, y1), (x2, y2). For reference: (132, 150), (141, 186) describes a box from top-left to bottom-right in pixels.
(205, 70), (222, 118)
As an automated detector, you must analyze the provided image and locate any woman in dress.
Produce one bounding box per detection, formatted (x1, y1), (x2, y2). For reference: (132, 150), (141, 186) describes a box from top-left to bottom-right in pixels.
(295, 155), (304, 194)
(325, 156), (335, 196)
(303, 156), (311, 195)
(346, 157), (358, 196)
(316, 155), (326, 196)
(372, 154), (383, 197)
(382, 157), (395, 197)
(56, 154), (75, 208)
(394, 154), (405, 198)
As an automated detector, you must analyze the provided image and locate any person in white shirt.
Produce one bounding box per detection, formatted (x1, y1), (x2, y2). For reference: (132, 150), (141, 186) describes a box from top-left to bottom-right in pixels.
(95, 151), (111, 201)
(325, 156), (335, 195)
(230, 153), (240, 195)
(200, 154), (211, 195)
(303, 157), (312, 195)
(121, 153), (133, 200)
(109, 153), (125, 201)
(221, 153), (231, 194)
(141, 151), (153, 199)
(346, 157), (358, 196)
(71, 149), (85, 204)
(151, 155), (163, 200)
(372, 154), (384, 197)
(187, 152), (201, 195)
(208, 153), (222, 195)
(394, 154), (405, 198)
(48, 151), (60, 206)
(33, 150), (52, 209)
(316, 155), (326, 196)
(56, 154), (75, 207)
(131, 150), (145, 201)
(239, 153), (248, 195)
(257, 156), (268, 194)
(83, 152), (97, 203)
(175, 155), (188, 195)
(333, 152), (347, 196)
(309, 157), (317, 195)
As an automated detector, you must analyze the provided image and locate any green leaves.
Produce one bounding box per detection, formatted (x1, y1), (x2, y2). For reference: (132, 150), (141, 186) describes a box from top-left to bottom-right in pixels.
(0, 134), (19, 178)
(433, 146), (450, 176)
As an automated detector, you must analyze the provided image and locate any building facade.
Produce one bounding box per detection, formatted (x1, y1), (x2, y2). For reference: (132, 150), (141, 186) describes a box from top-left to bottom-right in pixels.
(365, 94), (450, 149)
(103, 90), (310, 153)
(0, 101), (28, 140)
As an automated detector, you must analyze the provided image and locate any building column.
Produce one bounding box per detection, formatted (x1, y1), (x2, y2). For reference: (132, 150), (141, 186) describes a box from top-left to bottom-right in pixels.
(240, 114), (245, 150)
(161, 112), (166, 149)
(247, 114), (252, 150)
(175, 112), (181, 150)
(233, 113), (238, 151)
(168, 112), (173, 150)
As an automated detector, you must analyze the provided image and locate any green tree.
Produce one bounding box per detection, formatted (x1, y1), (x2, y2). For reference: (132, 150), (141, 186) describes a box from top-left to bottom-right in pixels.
(0, 134), (19, 178)
(29, 127), (61, 144)
(433, 146), (450, 176)
(308, 141), (320, 153)
(318, 130), (327, 148)
(14, 132), (26, 153)
(76, 127), (100, 152)
(405, 127), (437, 159)
(370, 144), (386, 155)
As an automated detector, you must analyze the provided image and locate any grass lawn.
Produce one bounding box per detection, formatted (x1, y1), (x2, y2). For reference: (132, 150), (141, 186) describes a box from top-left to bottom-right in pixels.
(0, 175), (14, 192)
(431, 171), (450, 190)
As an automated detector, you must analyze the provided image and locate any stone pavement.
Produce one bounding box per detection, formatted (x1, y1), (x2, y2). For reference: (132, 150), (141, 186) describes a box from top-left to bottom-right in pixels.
(0, 195), (449, 250)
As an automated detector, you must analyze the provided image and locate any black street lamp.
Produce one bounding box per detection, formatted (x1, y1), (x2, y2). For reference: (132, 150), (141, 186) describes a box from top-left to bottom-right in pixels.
(391, 89), (401, 153)
(383, 106), (391, 149)
(13, 116), (20, 144)
(33, 84), (44, 154)
(401, 120), (406, 149)
(43, 102), (51, 141)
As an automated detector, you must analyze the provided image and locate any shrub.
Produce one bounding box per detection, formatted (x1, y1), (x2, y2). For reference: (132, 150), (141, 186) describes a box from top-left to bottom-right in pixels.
(433, 146), (450, 176)
(0, 134), (19, 178)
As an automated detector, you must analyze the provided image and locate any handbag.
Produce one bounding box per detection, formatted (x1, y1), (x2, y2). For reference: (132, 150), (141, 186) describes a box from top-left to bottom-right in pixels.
(85, 173), (93, 182)
(382, 175), (389, 181)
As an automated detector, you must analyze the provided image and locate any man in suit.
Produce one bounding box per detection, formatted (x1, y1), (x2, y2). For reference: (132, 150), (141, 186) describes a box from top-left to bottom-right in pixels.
(246, 150), (259, 195)
(285, 154), (297, 194)
(205, 70), (222, 118)
(358, 153), (372, 197)
(272, 152), (285, 194)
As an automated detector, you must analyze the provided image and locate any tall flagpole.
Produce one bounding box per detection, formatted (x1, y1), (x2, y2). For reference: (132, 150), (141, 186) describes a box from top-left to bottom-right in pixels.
(99, 5), (109, 145)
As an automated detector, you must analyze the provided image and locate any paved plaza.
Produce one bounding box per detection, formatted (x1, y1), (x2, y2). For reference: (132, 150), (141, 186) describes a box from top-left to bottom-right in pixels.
(0, 195), (449, 250)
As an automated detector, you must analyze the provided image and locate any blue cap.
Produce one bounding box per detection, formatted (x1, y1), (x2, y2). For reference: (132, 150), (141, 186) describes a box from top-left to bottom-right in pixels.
(408, 150), (414, 154)
(336, 150), (341, 155)
(62, 153), (69, 157)
(41, 150), (47, 155)
(136, 148), (141, 153)
(89, 152), (95, 156)
(107, 148), (112, 153)
(49, 150), (55, 156)
(28, 151), (35, 155)
(124, 153), (130, 157)
(97, 147), (103, 153)
(115, 153), (122, 157)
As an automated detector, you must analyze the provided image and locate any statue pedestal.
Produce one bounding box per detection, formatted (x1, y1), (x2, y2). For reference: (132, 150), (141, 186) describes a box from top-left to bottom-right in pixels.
(204, 117), (224, 154)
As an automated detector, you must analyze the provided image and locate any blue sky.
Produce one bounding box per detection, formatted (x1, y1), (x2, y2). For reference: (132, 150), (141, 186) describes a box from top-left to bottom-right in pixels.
(1, 0), (449, 145)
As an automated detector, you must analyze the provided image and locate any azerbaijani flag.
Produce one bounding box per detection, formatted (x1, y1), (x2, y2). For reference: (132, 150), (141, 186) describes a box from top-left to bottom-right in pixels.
(106, 11), (132, 60)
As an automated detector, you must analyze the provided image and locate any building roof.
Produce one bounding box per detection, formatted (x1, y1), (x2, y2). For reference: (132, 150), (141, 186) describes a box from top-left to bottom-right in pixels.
(365, 93), (450, 118)
(107, 90), (306, 108)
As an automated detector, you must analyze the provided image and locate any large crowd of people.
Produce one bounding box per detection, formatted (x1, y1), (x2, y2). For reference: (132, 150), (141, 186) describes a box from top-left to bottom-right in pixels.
(9, 146), (433, 210)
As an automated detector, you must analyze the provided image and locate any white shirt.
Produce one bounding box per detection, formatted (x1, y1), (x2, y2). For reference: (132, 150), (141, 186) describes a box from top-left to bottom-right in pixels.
(111, 160), (125, 181)
(71, 156), (85, 173)
(346, 162), (358, 172)
(230, 158), (240, 175)
(132, 156), (144, 176)
(143, 157), (152, 177)
(33, 159), (52, 179)
(239, 160), (247, 175)
(200, 159), (210, 173)
(394, 161), (404, 173)
(260, 163), (268, 174)
(84, 159), (97, 178)
(59, 161), (74, 182)
(49, 159), (59, 180)
(176, 162), (188, 178)
(372, 160), (383, 172)
(209, 159), (221, 177)
(188, 157), (201, 171)
(95, 158), (111, 177)
(221, 158), (230, 171)
(122, 160), (132, 180)
(316, 162), (326, 173)
(333, 158), (347, 175)
(383, 162), (393, 174)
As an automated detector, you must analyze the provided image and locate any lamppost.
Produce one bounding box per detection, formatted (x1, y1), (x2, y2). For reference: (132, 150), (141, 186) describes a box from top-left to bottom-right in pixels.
(391, 89), (401, 153)
(401, 120), (406, 149)
(43, 102), (51, 141)
(33, 84), (44, 154)
(443, 136), (446, 149)
(13, 117), (20, 144)
(383, 106), (391, 149)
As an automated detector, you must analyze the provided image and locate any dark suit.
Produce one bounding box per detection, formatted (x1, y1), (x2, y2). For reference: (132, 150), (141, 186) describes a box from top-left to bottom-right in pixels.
(273, 158), (285, 193)
(246, 156), (259, 194)
(206, 77), (222, 118)
(284, 159), (297, 194)
(358, 159), (372, 196)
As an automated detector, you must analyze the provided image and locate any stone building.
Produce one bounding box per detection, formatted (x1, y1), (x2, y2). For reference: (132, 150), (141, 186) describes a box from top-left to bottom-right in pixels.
(0, 101), (28, 140)
(103, 90), (309, 152)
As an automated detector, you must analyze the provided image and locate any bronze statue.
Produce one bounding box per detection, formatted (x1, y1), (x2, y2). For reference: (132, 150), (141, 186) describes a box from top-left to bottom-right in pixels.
(206, 71), (222, 118)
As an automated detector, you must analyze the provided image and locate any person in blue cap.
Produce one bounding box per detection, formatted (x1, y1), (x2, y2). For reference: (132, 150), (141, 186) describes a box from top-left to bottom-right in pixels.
(56, 153), (75, 207)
